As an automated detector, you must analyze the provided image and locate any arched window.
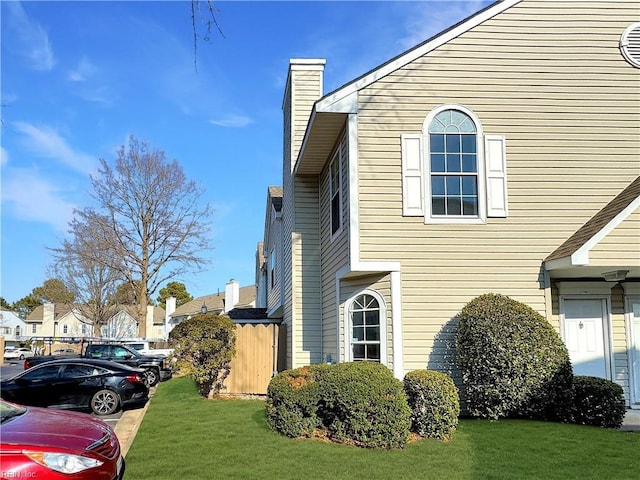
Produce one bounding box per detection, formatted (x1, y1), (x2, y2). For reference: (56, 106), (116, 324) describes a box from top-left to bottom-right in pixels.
(428, 109), (479, 217)
(347, 292), (386, 363)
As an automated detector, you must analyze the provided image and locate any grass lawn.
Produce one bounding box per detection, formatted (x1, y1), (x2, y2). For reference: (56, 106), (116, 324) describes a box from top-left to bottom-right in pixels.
(125, 377), (639, 480)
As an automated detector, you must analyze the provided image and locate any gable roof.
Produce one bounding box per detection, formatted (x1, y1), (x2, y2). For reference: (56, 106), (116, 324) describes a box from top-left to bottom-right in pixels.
(294, 0), (520, 175)
(545, 176), (640, 266)
(170, 285), (256, 318)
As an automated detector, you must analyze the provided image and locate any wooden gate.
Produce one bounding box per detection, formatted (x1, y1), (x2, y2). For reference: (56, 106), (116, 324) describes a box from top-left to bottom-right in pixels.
(221, 322), (280, 396)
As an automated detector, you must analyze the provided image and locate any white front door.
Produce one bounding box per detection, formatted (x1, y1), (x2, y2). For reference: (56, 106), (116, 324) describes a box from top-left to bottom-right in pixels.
(630, 301), (640, 405)
(563, 298), (610, 379)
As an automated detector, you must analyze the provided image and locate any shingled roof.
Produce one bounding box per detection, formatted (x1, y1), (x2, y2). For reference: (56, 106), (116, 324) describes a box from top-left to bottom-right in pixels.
(546, 176), (640, 262)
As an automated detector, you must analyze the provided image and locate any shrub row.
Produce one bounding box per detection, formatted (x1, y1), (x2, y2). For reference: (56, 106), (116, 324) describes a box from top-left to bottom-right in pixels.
(267, 363), (461, 448)
(456, 293), (627, 428)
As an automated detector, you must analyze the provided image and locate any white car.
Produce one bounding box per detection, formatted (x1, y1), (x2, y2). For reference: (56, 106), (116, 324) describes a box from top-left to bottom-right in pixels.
(4, 348), (34, 360)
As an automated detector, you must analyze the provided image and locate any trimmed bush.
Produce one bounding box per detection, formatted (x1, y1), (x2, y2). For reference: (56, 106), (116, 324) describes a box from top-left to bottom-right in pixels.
(404, 370), (460, 440)
(265, 366), (325, 438)
(568, 376), (626, 428)
(168, 313), (236, 398)
(266, 362), (411, 449)
(456, 293), (573, 420)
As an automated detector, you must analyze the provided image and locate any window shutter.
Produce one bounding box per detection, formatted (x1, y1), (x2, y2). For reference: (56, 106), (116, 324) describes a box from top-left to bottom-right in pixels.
(484, 135), (508, 218)
(401, 134), (424, 216)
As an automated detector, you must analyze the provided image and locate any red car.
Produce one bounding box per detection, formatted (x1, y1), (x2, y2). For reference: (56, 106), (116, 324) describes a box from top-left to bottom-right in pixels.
(0, 399), (125, 479)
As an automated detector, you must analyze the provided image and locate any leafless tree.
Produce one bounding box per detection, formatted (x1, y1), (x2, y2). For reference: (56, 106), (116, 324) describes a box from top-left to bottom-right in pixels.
(51, 215), (123, 336)
(54, 135), (213, 337)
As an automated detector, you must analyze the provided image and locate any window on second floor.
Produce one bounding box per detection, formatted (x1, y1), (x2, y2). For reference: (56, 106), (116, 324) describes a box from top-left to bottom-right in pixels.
(31, 323), (37, 334)
(429, 109), (478, 218)
(62, 324), (68, 334)
(401, 105), (507, 223)
(270, 249), (276, 288)
(330, 149), (342, 236)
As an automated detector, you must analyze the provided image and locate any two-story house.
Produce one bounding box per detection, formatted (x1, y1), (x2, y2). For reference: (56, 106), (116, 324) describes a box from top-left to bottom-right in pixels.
(261, 0), (640, 408)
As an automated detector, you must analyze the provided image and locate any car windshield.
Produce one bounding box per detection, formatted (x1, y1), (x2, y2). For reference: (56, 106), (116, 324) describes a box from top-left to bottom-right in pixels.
(0, 401), (27, 423)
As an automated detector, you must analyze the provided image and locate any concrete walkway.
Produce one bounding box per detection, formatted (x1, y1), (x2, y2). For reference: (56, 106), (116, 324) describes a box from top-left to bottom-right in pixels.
(113, 387), (155, 457)
(621, 409), (640, 431)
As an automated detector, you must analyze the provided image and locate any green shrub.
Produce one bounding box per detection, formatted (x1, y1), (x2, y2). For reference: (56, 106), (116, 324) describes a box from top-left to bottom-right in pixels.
(266, 362), (411, 449)
(404, 370), (460, 440)
(568, 376), (626, 428)
(265, 366), (325, 438)
(456, 293), (573, 420)
(168, 313), (236, 398)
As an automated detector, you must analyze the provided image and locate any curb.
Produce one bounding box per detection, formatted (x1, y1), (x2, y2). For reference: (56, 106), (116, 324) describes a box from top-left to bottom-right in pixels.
(114, 386), (155, 457)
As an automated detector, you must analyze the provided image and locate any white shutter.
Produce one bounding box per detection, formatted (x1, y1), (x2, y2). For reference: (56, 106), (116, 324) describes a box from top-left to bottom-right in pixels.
(401, 134), (424, 216)
(484, 135), (508, 218)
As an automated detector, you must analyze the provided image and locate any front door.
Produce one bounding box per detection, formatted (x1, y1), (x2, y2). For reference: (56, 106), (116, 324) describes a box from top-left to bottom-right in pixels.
(563, 298), (610, 379)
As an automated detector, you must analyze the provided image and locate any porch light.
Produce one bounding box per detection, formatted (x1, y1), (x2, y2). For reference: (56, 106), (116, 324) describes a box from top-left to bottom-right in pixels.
(601, 270), (629, 282)
(200, 302), (208, 314)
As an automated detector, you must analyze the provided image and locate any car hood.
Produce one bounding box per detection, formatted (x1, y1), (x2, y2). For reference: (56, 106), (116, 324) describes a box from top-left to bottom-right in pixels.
(2, 405), (113, 452)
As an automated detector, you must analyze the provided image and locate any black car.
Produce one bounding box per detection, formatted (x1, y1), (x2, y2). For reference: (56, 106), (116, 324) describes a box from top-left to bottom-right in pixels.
(0, 358), (149, 416)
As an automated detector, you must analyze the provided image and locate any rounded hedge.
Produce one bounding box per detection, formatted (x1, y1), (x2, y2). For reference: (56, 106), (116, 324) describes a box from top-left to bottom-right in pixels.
(568, 376), (626, 428)
(266, 362), (411, 449)
(404, 370), (460, 440)
(455, 293), (573, 420)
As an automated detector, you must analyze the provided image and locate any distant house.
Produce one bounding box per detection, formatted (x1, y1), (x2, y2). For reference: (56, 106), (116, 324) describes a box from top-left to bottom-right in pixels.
(26, 303), (166, 341)
(260, 0), (640, 408)
(0, 310), (28, 346)
(167, 279), (256, 334)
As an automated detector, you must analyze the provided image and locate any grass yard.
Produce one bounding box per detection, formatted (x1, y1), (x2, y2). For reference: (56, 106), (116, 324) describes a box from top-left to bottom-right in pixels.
(125, 377), (639, 480)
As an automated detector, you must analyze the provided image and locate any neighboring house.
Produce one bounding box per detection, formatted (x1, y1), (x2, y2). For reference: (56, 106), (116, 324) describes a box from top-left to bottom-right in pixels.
(256, 187), (284, 318)
(27, 304), (93, 339)
(27, 304), (166, 341)
(167, 279), (256, 335)
(261, 0), (640, 408)
(0, 310), (28, 346)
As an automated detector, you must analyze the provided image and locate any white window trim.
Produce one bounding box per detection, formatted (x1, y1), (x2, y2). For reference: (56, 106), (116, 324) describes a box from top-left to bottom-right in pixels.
(329, 141), (344, 240)
(343, 289), (388, 365)
(422, 104), (487, 224)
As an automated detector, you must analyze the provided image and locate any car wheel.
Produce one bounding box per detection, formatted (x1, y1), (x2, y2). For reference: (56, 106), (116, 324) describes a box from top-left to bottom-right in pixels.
(19, 354), (24, 360)
(143, 369), (159, 387)
(91, 389), (120, 415)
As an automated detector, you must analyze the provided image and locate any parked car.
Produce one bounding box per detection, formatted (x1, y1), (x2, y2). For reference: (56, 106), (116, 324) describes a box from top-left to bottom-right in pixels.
(26, 343), (172, 387)
(0, 399), (125, 479)
(53, 348), (76, 355)
(1, 358), (149, 416)
(4, 347), (34, 360)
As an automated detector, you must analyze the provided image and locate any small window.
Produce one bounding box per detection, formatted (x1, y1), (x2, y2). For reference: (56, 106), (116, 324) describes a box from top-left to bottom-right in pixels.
(349, 294), (381, 362)
(62, 324), (68, 334)
(31, 323), (37, 334)
(330, 150), (341, 235)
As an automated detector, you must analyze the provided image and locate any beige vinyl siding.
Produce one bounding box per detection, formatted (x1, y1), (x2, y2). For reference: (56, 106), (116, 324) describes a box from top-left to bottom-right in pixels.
(319, 133), (350, 364)
(589, 209), (640, 266)
(283, 65), (325, 369)
(354, 1), (639, 376)
(266, 213), (282, 312)
(339, 275), (393, 370)
(293, 176), (322, 366)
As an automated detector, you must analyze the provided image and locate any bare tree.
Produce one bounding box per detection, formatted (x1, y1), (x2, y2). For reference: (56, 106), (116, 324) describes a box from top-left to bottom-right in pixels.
(51, 214), (124, 336)
(56, 135), (213, 337)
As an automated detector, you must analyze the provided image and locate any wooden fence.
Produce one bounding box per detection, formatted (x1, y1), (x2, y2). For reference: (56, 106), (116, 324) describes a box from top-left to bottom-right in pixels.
(220, 321), (284, 396)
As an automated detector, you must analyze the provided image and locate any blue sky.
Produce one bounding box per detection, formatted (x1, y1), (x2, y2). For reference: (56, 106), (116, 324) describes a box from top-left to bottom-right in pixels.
(1, 0), (490, 304)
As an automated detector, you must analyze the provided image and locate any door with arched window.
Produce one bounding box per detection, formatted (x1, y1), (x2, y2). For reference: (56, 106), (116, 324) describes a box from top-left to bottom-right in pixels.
(346, 291), (387, 363)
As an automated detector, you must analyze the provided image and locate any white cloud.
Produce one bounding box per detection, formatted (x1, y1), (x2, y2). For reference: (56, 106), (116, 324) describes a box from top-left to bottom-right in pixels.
(0, 147), (8, 166)
(398, 1), (491, 50)
(68, 57), (98, 82)
(209, 115), (253, 128)
(1, 167), (75, 232)
(5, 1), (55, 71)
(12, 122), (98, 175)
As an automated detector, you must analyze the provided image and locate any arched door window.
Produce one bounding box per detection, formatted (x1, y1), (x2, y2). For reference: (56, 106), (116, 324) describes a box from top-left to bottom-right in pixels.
(349, 293), (383, 362)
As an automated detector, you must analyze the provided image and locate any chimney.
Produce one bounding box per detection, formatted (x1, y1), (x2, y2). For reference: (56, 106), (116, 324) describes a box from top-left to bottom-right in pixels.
(283, 59), (326, 174)
(224, 279), (240, 313)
